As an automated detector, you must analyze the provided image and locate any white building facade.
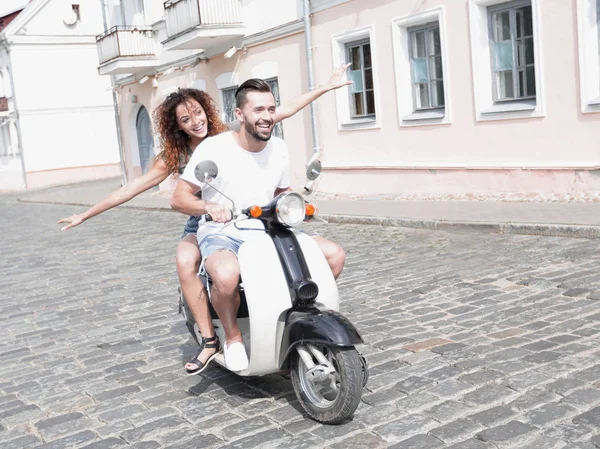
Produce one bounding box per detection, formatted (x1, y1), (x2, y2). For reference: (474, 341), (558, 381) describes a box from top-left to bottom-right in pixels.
(0, 0), (121, 191)
(100, 0), (600, 198)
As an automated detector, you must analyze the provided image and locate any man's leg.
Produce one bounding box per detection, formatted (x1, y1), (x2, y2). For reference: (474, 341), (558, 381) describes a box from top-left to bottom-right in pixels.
(202, 243), (248, 372)
(203, 250), (242, 344)
(312, 236), (346, 279)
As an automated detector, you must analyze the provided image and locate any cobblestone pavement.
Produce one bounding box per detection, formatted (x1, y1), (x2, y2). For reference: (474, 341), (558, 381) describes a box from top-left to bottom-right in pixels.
(3, 197), (600, 449)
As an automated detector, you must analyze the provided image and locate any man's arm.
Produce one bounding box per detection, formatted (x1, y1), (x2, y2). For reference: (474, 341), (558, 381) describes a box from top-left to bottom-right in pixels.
(274, 63), (352, 122)
(171, 180), (207, 216)
(171, 179), (232, 223)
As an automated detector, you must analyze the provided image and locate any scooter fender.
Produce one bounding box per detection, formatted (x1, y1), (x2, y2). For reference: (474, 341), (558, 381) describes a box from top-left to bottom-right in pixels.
(279, 308), (364, 368)
(238, 233), (293, 376)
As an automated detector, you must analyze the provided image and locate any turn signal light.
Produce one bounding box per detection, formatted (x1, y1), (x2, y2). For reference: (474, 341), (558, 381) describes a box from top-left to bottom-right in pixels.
(305, 204), (316, 216)
(250, 205), (262, 218)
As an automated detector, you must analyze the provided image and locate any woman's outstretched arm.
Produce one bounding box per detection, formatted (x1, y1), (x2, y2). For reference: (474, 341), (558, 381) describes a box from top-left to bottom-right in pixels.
(57, 157), (171, 230)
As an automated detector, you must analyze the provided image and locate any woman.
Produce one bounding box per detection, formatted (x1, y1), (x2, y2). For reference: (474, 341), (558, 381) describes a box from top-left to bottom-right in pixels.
(57, 65), (351, 374)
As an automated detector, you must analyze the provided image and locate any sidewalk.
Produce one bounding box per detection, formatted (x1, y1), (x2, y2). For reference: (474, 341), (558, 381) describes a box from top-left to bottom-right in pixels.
(15, 177), (600, 239)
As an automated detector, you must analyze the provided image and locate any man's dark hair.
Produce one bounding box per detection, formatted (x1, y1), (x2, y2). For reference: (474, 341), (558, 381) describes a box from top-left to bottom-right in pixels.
(235, 78), (272, 108)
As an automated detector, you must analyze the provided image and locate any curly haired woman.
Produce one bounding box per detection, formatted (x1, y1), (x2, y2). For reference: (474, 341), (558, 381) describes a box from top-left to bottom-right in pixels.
(57, 65), (351, 374)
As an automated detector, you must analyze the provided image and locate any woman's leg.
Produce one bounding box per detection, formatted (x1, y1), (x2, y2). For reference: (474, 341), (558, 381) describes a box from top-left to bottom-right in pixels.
(176, 235), (217, 369)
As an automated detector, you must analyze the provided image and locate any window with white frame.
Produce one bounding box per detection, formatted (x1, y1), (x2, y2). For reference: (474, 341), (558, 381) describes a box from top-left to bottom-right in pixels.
(468, 0), (544, 121)
(489, 2), (535, 102)
(409, 24), (444, 110)
(332, 26), (380, 130)
(221, 86), (238, 124)
(265, 77), (284, 139)
(392, 8), (450, 126)
(346, 40), (375, 119)
(576, 0), (600, 112)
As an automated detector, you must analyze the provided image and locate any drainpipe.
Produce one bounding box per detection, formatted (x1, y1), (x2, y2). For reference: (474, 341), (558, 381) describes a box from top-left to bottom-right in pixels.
(0, 35), (27, 189)
(302, 0), (320, 158)
(100, 0), (128, 185)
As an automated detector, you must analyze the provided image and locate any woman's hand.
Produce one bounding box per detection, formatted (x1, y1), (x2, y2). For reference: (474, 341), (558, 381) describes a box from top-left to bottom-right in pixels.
(325, 63), (353, 91)
(57, 213), (86, 231)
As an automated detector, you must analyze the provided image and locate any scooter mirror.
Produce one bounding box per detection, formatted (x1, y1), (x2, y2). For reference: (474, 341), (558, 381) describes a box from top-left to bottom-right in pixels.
(306, 159), (322, 181)
(195, 160), (219, 184)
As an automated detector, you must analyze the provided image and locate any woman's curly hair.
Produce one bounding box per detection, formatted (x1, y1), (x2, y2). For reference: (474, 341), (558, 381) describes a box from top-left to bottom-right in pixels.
(153, 88), (228, 175)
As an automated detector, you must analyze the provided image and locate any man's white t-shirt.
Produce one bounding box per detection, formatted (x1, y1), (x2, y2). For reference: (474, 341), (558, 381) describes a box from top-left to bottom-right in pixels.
(180, 131), (290, 243)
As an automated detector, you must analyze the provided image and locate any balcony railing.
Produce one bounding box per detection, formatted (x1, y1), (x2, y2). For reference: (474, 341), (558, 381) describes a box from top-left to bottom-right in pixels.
(0, 118), (19, 158)
(96, 26), (156, 65)
(164, 0), (242, 39)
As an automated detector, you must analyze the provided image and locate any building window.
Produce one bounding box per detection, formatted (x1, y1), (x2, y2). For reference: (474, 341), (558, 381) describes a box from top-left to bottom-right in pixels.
(576, 0), (600, 112)
(265, 77), (284, 139)
(489, 2), (535, 101)
(409, 24), (444, 110)
(221, 85), (238, 124)
(345, 40), (375, 118)
(332, 26), (380, 130)
(468, 0), (544, 121)
(392, 8), (450, 126)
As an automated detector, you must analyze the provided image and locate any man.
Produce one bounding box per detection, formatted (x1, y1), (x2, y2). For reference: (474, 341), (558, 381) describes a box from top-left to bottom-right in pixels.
(171, 79), (345, 371)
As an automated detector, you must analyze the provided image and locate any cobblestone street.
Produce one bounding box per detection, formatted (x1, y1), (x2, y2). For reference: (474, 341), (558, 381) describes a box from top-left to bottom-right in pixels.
(3, 196), (600, 448)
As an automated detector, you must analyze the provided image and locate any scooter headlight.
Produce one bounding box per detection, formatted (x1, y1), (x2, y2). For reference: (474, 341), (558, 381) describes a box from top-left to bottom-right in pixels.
(276, 193), (306, 227)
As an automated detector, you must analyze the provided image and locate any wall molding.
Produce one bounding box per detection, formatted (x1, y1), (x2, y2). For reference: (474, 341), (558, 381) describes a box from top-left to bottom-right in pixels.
(310, 0), (353, 14)
(242, 19), (304, 47)
(19, 105), (114, 116)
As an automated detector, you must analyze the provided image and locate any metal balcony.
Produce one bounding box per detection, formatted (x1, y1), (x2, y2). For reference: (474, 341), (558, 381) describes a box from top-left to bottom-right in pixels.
(162, 0), (245, 51)
(96, 26), (158, 75)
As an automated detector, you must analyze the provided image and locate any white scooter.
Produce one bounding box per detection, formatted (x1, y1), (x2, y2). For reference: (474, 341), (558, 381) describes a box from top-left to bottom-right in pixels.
(179, 160), (368, 424)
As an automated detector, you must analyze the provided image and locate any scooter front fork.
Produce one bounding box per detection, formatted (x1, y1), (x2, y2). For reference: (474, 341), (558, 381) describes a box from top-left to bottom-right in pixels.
(296, 344), (336, 383)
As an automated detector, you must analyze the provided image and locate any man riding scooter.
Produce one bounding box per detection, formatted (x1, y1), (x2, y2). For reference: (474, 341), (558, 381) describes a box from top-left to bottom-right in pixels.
(171, 78), (346, 372)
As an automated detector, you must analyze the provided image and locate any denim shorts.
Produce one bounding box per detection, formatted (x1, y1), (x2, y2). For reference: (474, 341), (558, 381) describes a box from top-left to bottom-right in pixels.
(182, 215), (201, 238)
(199, 234), (244, 260)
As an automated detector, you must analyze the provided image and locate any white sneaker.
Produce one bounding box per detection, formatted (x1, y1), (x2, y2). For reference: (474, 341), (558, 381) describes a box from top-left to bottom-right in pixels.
(224, 341), (249, 372)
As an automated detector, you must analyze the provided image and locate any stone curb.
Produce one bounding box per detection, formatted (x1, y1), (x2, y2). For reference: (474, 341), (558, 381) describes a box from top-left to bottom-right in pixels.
(321, 214), (600, 240)
(17, 197), (175, 212)
(17, 197), (600, 240)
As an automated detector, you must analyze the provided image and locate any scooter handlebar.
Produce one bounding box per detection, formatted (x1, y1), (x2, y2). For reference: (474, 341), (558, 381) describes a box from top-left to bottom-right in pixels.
(200, 209), (237, 223)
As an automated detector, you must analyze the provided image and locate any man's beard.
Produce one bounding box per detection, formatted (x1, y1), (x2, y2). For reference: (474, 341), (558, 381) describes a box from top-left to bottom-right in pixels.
(244, 118), (273, 142)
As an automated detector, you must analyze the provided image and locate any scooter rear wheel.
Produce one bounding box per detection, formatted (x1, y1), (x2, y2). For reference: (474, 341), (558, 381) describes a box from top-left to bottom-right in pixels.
(290, 345), (363, 424)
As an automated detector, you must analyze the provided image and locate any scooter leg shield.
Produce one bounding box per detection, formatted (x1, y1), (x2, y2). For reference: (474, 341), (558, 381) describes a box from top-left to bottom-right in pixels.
(294, 232), (340, 311)
(279, 308), (364, 368)
(237, 233), (293, 376)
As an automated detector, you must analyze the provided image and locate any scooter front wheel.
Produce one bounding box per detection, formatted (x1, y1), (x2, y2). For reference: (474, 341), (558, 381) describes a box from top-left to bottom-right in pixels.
(290, 344), (363, 424)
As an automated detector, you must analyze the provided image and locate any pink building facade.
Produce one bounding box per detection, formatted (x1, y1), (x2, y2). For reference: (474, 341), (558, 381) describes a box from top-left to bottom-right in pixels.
(104, 0), (600, 198)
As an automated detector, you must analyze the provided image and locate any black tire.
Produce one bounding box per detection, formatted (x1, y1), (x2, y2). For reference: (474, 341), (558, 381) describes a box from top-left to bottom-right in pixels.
(290, 345), (363, 424)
